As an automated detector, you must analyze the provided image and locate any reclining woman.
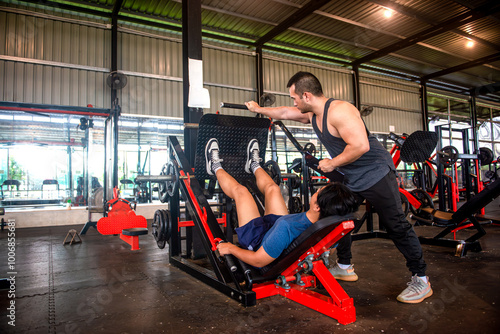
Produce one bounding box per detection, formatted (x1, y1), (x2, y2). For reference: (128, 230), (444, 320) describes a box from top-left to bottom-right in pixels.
(206, 137), (359, 267)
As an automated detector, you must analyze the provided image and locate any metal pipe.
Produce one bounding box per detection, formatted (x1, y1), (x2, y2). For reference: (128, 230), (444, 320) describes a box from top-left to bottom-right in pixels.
(135, 174), (191, 183)
(219, 102), (248, 110)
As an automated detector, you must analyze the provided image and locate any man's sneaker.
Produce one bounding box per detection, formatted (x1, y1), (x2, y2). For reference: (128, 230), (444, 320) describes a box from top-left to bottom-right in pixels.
(329, 263), (359, 282)
(245, 139), (262, 174)
(397, 275), (433, 303)
(205, 138), (222, 175)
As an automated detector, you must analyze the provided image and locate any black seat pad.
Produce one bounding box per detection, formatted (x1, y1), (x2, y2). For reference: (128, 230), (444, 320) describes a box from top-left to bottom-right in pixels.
(122, 227), (148, 236)
(255, 214), (356, 279)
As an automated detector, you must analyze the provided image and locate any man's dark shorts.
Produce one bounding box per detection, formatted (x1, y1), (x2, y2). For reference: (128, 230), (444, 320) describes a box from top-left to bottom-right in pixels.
(235, 214), (282, 251)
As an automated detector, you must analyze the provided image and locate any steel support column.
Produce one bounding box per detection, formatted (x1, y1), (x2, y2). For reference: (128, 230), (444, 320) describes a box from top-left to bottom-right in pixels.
(182, 0), (205, 258)
(420, 80), (429, 131)
(256, 46), (264, 105)
(352, 66), (361, 110)
(67, 121), (73, 198)
(182, 0), (204, 165)
(105, 0), (123, 201)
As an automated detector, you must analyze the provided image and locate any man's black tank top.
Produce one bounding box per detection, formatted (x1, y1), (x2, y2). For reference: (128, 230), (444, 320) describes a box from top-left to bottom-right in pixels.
(311, 98), (395, 192)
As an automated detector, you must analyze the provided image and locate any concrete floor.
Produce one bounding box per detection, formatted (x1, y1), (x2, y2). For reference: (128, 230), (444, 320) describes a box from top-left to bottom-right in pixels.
(1, 209), (499, 333)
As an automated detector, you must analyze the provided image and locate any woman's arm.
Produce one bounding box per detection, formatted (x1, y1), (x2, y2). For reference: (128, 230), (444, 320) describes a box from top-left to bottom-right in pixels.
(217, 242), (275, 267)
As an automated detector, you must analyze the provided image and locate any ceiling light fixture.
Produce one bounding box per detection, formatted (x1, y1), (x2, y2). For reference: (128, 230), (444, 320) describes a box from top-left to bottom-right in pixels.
(384, 9), (393, 18)
(466, 40), (474, 48)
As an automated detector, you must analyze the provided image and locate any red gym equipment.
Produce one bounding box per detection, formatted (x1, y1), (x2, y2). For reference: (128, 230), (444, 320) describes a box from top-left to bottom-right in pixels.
(139, 114), (357, 324)
(96, 188), (148, 250)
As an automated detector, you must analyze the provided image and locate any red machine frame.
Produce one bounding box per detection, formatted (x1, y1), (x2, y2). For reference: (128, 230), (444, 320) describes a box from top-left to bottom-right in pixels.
(165, 133), (357, 324)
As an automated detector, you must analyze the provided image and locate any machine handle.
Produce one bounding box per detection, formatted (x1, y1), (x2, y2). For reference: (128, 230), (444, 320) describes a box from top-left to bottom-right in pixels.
(224, 254), (238, 272)
(219, 102), (248, 110)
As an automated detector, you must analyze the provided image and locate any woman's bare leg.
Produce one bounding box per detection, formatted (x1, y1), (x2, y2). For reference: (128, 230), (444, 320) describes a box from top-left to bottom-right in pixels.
(215, 168), (261, 227)
(254, 168), (289, 216)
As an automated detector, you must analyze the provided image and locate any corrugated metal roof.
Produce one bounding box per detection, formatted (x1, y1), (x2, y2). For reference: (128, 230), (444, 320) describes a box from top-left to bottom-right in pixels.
(6, 0), (500, 101)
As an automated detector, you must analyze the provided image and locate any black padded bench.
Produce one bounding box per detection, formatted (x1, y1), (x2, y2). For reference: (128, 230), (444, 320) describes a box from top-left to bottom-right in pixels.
(120, 227), (148, 250)
(415, 177), (500, 256)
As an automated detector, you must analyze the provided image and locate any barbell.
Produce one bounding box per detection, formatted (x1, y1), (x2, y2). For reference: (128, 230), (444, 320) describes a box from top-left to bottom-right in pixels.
(437, 145), (494, 167)
(135, 160), (191, 203)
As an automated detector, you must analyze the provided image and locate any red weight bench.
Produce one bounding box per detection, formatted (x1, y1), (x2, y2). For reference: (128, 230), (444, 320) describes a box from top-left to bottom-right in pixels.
(97, 198), (148, 250)
(244, 215), (356, 325)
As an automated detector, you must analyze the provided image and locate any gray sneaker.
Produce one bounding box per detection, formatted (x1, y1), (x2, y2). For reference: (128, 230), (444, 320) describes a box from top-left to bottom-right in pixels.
(397, 275), (433, 303)
(329, 263), (358, 282)
(245, 139), (261, 174)
(205, 138), (223, 175)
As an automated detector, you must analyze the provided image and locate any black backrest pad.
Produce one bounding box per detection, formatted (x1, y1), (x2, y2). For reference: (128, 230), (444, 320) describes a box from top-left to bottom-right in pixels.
(452, 177), (500, 222)
(259, 214), (355, 278)
(400, 131), (438, 163)
(194, 114), (271, 181)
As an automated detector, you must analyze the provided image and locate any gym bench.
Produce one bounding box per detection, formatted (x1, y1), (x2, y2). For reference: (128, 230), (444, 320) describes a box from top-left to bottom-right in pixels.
(97, 197), (148, 250)
(414, 176), (500, 256)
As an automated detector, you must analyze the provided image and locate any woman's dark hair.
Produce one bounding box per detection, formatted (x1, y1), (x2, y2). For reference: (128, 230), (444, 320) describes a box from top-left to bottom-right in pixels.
(316, 182), (359, 219)
(286, 71), (323, 97)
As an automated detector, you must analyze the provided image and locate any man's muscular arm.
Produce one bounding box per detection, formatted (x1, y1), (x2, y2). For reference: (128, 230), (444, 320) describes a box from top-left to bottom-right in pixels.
(245, 101), (310, 124)
(318, 101), (370, 173)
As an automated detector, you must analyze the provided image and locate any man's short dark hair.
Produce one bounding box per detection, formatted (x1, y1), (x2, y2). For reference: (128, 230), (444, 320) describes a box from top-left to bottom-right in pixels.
(317, 182), (359, 219)
(287, 71), (323, 97)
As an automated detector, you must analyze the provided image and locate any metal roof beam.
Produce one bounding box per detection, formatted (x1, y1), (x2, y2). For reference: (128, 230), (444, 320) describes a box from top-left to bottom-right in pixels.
(450, 0), (500, 24)
(22, 0), (112, 17)
(366, 0), (500, 51)
(352, 1), (500, 66)
(254, 0), (331, 48)
(471, 82), (500, 96)
(422, 52), (500, 81)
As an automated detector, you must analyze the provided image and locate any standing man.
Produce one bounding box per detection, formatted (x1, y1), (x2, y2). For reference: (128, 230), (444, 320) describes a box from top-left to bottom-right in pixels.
(245, 71), (432, 304)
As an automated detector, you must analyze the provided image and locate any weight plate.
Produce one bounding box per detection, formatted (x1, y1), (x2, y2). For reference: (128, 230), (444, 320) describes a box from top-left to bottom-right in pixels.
(160, 209), (172, 243)
(304, 142), (317, 155)
(289, 175), (301, 189)
(439, 146), (459, 168)
(264, 160), (281, 186)
(409, 189), (434, 219)
(479, 147), (494, 165)
(288, 196), (303, 213)
(152, 210), (165, 243)
(158, 163), (169, 203)
(484, 170), (497, 182)
(165, 161), (180, 198)
(290, 158), (302, 173)
(156, 239), (166, 249)
(412, 173), (422, 189)
(152, 209), (171, 250)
